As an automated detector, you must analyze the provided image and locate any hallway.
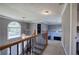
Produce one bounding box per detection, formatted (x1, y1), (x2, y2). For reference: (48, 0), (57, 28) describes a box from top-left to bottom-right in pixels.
(0, 3), (77, 55)
(43, 40), (65, 55)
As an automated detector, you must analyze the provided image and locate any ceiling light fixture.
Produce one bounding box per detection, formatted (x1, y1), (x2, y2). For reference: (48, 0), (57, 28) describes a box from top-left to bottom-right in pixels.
(42, 10), (52, 15)
(21, 17), (26, 21)
(22, 17), (26, 19)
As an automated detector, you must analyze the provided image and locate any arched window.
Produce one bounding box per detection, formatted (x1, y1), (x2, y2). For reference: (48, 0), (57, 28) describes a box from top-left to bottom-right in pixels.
(8, 22), (21, 39)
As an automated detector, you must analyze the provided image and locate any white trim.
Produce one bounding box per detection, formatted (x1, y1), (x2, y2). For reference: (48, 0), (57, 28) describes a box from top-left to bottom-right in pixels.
(61, 3), (68, 17)
(70, 4), (77, 55)
(61, 40), (67, 55)
(61, 3), (68, 55)
(69, 4), (72, 55)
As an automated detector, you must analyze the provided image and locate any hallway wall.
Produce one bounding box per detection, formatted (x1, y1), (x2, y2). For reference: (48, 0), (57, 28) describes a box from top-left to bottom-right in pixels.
(48, 25), (62, 32)
(41, 23), (48, 33)
(48, 25), (62, 40)
(30, 23), (37, 34)
(62, 4), (70, 55)
(70, 4), (77, 55)
(62, 4), (77, 55)
(29, 23), (48, 34)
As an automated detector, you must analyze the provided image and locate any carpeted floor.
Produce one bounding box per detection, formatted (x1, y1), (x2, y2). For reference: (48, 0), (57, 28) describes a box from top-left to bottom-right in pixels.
(43, 40), (65, 55)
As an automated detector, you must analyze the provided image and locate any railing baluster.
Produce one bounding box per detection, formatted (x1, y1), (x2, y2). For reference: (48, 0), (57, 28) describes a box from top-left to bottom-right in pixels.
(30, 39), (31, 54)
(31, 38), (33, 55)
(22, 41), (24, 55)
(0, 34), (43, 55)
(26, 40), (28, 54)
(9, 46), (11, 55)
(17, 44), (19, 55)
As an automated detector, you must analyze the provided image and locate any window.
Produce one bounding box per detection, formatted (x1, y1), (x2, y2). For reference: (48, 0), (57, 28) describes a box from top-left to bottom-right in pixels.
(8, 22), (21, 39)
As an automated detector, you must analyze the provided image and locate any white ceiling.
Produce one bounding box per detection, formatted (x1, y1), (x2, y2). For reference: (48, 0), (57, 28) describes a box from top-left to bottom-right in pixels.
(0, 3), (65, 25)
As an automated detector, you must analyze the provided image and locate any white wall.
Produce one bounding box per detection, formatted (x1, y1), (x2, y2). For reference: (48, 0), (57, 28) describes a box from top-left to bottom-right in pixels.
(62, 4), (70, 54)
(30, 23), (48, 34)
(70, 4), (77, 55)
(77, 22), (79, 26)
(30, 23), (37, 34)
(62, 4), (77, 55)
(48, 25), (62, 39)
(48, 25), (62, 32)
(41, 23), (48, 33)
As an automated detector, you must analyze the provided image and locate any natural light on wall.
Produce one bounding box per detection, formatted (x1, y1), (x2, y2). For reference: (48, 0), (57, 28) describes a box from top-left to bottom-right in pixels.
(8, 22), (21, 39)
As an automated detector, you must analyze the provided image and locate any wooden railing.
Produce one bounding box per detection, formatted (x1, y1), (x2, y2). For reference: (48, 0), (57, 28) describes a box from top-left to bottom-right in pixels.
(0, 32), (48, 55)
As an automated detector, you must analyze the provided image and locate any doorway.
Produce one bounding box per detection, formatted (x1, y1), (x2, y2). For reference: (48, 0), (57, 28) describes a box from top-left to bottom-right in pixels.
(37, 24), (41, 34)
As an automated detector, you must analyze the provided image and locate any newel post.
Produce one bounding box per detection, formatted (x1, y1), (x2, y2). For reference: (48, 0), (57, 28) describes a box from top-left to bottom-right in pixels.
(45, 31), (48, 46)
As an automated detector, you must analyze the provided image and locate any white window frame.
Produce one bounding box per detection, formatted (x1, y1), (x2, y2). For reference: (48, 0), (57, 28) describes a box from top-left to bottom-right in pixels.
(8, 22), (21, 39)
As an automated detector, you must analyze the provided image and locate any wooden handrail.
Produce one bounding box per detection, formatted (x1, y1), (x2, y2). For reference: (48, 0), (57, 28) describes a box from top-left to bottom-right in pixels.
(0, 34), (39, 50)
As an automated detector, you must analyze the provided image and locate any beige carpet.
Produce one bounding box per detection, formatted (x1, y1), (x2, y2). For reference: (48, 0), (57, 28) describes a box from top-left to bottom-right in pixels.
(43, 40), (65, 55)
